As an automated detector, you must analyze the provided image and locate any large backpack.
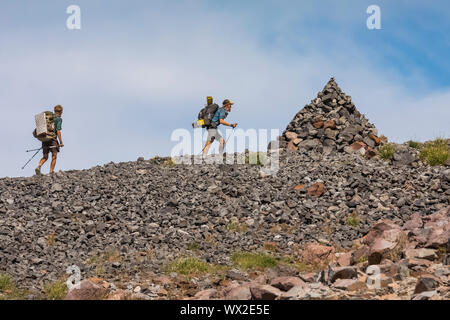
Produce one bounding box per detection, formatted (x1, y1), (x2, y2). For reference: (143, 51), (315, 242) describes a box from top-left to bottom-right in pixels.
(198, 103), (219, 128)
(33, 111), (57, 142)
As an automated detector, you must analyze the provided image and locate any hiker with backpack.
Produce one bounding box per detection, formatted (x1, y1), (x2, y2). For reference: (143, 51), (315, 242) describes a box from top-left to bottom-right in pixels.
(202, 99), (237, 156)
(35, 105), (64, 175)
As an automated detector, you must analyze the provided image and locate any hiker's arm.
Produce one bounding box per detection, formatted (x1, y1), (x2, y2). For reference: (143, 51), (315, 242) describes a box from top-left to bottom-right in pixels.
(57, 130), (64, 147)
(219, 119), (236, 128)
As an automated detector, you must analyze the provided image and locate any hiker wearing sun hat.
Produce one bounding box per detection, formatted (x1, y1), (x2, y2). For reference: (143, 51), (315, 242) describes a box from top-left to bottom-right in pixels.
(202, 99), (237, 156)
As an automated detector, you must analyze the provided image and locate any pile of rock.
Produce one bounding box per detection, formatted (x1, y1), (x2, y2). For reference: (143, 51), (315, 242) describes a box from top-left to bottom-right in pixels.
(281, 78), (385, 158)
(62, 206), (449, 300)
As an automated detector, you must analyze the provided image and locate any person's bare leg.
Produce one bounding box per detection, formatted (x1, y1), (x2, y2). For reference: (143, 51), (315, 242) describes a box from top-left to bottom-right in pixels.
(36, 154), (48, 175)
(219, 138), (225, 154)
(49, 151), (57, 174)
(203, 140), (212, 156)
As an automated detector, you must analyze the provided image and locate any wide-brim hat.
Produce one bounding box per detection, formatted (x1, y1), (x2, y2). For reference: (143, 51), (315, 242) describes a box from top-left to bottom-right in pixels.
(223, 99), (235, 106)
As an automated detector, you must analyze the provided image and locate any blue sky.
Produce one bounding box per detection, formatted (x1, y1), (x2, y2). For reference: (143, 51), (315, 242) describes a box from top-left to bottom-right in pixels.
(1, 0), (449, 177)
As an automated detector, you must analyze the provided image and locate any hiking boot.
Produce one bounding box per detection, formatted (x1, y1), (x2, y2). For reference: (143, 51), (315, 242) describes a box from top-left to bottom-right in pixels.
(35, 167), (41, 175)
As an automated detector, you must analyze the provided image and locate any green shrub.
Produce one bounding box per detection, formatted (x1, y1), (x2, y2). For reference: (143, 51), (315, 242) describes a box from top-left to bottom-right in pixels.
(346, 215), (360, 227)
(379, 144), (395, 160)
(245, 152), (266, 166)
(0, 273), (15, 292)
(0, 273), (29, 300)
(44, 280), (68, 300)
(187, 242), (201, 251)
(166, 257), (211, 275)
(162, 158), (176, 168)
(225, 222), (247, 233)
(407, 140), (421, 149)
(231, 252), (278, 269)
(419, 138), (449, 166)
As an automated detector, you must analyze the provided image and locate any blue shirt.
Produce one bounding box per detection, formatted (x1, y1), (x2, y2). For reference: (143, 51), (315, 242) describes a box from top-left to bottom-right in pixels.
(211, 107), (228, 125)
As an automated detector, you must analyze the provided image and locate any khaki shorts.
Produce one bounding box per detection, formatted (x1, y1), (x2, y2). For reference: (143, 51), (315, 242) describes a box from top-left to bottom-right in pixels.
(43, 140), (60, 154)
(207, 128), (223, 142)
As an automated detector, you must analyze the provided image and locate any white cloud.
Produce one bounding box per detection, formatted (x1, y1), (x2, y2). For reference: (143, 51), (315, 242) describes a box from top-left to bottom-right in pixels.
(1, 1), (449, 177)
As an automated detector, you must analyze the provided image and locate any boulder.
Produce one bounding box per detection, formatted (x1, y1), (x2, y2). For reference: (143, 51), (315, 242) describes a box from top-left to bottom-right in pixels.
(269, 277), (306, 292)
(249, 285), (283, 300)
(65, 279), (109, 300)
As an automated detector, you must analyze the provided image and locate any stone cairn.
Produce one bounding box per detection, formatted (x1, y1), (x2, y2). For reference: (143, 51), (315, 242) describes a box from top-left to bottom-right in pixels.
(280, 77), (387, 158)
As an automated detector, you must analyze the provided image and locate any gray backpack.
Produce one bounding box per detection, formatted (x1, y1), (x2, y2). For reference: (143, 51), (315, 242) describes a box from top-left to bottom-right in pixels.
(33, 111), (57, 142)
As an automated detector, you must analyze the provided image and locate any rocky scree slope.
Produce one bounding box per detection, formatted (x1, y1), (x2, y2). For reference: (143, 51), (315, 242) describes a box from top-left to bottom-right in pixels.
(0, 149), (449, 295)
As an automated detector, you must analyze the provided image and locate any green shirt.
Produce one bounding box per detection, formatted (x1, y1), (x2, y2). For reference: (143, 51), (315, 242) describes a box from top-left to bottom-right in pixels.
(54, 117), (62, 133)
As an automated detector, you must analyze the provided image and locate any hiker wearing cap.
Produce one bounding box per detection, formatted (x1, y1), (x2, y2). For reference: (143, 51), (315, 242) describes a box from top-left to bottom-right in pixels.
(202, 99), (237, 156)
(35, 105), (64, 175)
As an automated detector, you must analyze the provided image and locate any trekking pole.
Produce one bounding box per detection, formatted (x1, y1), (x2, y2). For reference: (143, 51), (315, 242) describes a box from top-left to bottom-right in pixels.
(26, 146), (58, 152)
(21, 146), (58, 170)
(21, 148), (42, 170)
(224, 127), (236, 146)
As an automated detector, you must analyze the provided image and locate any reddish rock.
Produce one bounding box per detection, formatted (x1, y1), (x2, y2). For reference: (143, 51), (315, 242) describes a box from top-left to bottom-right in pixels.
(369, 134), (381, 146)
(250, 285), (283, 300)
(225, 286), (251, 300)
(106, 290), (127, 300)
(294, 184), (305, 190)
(279, 286), (307, 300)
(269, 277), (306, 292)
(337, 252), (354, 267)
(287, 140), (299, 151)
(352, 245), (369, 263)
(285, 131), (298, 141)
(313, 121), (324, 129)
(154, 276), (174, 287)
(404, 248), (437, 261)
(333, 279), (367, 291)
(362, 220), (402, 246)
(379, 135), (388, 143)
(193, 289), (217, 300)
(65, 279), (109, 300)
(406, 258), (433, 269)
(350, 141), (366, 151)
(300, 243), (335, 265)
(403, 213), (423, 231)
(292, 138), (302, 146)
(323, 120), (336, 129)
(307, 182), (326, 197)
(299, 272), (316, 283)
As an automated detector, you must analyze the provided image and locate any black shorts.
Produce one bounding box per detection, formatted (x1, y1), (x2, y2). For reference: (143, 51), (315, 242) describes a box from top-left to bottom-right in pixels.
(43, 140), (60, 154)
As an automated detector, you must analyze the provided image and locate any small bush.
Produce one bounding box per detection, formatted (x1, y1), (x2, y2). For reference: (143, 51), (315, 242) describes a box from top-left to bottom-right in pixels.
(187, 242), (201, 251)
(346, 212), (360, 228)
(0, 273), (28, 300)
(44, 280), (68, 300)
(231, 252), (278, 270)
(166, 257), (211, 276)
(245, 152), (266, 166)
(0, 273), (15, 292)
(162, 158), (176, 168)
(408, 140), (421, 149)
(226, 222), (247, 233)
(419, 138), (449, 166)
(379, 144), (395, 160)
